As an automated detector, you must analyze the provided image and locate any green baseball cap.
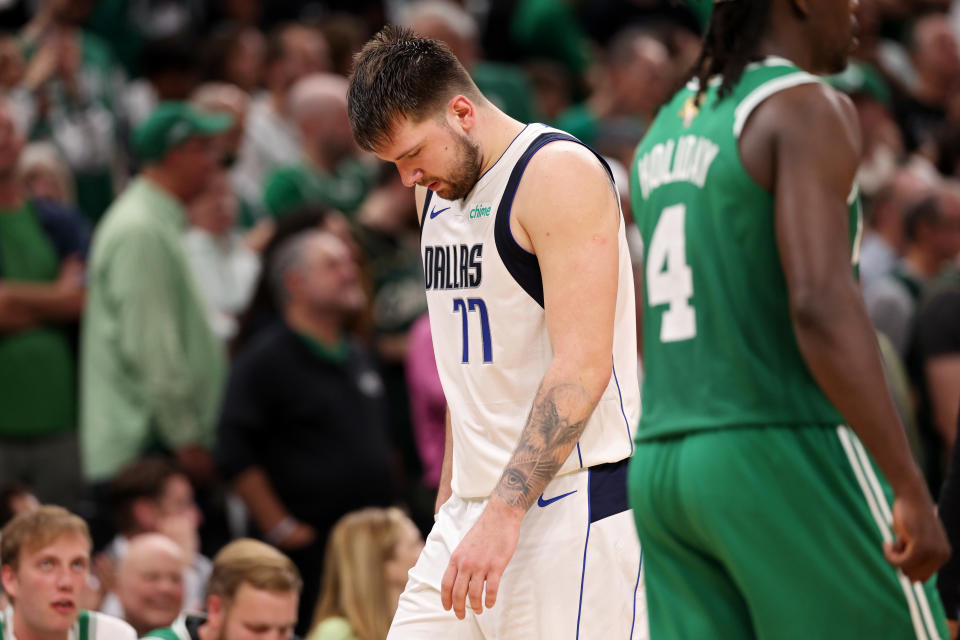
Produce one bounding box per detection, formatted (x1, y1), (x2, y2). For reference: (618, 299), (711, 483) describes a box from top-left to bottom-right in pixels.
(133, 101), (233, 162)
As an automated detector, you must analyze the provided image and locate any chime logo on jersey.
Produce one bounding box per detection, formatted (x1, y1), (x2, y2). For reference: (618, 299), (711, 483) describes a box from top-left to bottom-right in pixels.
(469, 203), (492, 219)
(423, 243), (483, 290)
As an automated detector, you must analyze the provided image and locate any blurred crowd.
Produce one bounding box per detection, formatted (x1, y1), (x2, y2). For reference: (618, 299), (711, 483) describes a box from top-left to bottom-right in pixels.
(0, 0), (959, 638)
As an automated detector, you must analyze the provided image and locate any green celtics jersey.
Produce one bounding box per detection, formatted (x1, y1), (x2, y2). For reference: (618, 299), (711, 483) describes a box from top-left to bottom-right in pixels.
(630, 57), (863, 440)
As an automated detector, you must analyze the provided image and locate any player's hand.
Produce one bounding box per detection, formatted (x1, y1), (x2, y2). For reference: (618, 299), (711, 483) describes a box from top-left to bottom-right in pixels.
(441, 499), (522, 619)
(885, 489), (950, 582)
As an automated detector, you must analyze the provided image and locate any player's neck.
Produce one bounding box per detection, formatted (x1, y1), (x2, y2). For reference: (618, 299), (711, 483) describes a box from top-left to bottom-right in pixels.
(475, 107), (526, 179)
(755, 28), (817, 74)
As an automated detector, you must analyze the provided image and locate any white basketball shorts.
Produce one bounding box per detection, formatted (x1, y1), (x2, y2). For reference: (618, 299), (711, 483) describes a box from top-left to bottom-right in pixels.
(388, 459), (648, 639)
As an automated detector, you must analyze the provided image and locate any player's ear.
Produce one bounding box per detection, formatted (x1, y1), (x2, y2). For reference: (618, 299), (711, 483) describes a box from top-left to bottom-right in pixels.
(448, 95), (475, 132)
(206, 594), (223, 625)
(0, 564), (19, 600)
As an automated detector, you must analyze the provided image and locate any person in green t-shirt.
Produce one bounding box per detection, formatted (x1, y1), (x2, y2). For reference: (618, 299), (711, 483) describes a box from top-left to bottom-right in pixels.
(263, 74), (376, 220)
(0, 98), (87, 511)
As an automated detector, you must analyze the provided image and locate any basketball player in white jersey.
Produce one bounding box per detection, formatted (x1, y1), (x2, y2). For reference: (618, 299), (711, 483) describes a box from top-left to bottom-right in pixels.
(348, 27), (646, 639)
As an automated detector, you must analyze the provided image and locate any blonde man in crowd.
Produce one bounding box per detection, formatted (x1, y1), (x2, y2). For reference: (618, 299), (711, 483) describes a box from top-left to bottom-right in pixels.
(142, 539), (301, 640)
(0, 505), (136, 640)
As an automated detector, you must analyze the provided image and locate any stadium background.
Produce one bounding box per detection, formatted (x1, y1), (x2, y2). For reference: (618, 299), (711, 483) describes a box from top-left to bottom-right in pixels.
(1, 0), (959, 636)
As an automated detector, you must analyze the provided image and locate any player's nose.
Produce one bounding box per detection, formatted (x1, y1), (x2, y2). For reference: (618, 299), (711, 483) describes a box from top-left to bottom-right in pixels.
(400, 167), (423, 188)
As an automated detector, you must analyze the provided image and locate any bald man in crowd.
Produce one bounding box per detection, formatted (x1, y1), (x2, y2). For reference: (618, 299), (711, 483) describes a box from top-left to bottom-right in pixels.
(115, 534), (185, 637)
(262, 73), (377, 218)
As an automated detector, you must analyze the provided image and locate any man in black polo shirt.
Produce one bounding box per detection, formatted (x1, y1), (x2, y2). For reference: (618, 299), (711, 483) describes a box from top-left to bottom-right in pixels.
(215, 229), (396, 634)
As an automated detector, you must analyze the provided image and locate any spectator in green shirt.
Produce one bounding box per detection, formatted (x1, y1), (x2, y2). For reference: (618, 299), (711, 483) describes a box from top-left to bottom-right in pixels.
(262, 74), (377, 220)
(0, 97), (88, 511)
(80, 102), (231, 488)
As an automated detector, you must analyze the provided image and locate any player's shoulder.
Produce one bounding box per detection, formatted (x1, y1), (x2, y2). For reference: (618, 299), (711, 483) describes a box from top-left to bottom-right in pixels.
(81, 609), (138, 640)
(759, 80), (858, 143)
(518, 136), (611, 199)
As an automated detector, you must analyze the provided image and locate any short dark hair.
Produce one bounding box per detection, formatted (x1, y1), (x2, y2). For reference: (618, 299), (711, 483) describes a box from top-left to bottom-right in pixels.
(347, 25), (480, 152)
(108, 457), (182, 535)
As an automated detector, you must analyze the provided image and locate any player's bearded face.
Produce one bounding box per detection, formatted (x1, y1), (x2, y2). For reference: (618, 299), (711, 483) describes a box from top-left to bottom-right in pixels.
(432, 127), (482, 201)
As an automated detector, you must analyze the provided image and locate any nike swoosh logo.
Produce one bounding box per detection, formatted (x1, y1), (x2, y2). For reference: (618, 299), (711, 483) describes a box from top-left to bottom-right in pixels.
(537, 489), (577, 507)
(429, 206), (450, 219)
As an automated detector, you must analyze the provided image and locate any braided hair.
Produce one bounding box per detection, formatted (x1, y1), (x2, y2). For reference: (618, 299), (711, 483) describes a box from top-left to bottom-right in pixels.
(691, 0), (772, 103)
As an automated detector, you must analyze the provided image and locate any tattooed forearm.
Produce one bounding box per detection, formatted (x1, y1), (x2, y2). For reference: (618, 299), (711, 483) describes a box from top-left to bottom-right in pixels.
(493, 383), (594, 511)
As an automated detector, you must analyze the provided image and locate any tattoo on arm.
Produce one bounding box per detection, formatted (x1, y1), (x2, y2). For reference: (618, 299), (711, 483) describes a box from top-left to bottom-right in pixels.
(494, 383), (592, 511)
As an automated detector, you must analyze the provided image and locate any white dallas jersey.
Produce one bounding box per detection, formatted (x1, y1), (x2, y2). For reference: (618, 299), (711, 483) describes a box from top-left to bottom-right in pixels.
(420, 123), (640, 499)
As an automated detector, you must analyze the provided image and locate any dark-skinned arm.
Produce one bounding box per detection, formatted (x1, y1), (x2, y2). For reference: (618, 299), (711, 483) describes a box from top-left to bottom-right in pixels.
(761, 83), (948, 581)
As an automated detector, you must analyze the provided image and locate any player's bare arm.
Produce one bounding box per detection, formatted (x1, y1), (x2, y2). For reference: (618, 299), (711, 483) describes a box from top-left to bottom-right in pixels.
(745, 81), (949, 582)
(441, 142), (621, 618)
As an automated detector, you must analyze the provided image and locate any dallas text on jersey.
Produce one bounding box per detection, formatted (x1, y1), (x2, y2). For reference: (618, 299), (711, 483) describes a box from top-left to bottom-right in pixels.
(423, 244), (483, 291)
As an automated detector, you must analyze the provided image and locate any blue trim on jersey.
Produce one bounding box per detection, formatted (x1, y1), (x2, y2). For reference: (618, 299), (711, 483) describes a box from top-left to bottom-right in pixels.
(419, 188), (434, 238)
(576, 442), (583, 468)
(629, 550), (643, 639)
(493, 130), (615, 308)
(612, 362), (634, 454)
(473, 123), (532, 189)
(576, 471), (592, 640)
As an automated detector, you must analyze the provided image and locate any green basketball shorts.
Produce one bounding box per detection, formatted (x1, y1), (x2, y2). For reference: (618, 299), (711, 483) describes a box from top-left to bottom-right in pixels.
(627, 424), (947, 639)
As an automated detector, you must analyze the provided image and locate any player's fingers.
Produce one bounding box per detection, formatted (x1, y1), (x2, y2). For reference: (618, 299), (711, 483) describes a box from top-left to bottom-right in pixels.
(441, 561), (458, 611)
(484, 568), (502, 609)
(451, 565), (471, 620)
(467, 573), (484, 615)
(884, 538), (910, 568)
(884, 537), (936, 581)
(894, 543), (943, 583)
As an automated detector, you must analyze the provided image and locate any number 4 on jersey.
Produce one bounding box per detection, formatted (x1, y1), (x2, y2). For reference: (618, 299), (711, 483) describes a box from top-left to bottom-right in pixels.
(646, 204), (696, 342)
